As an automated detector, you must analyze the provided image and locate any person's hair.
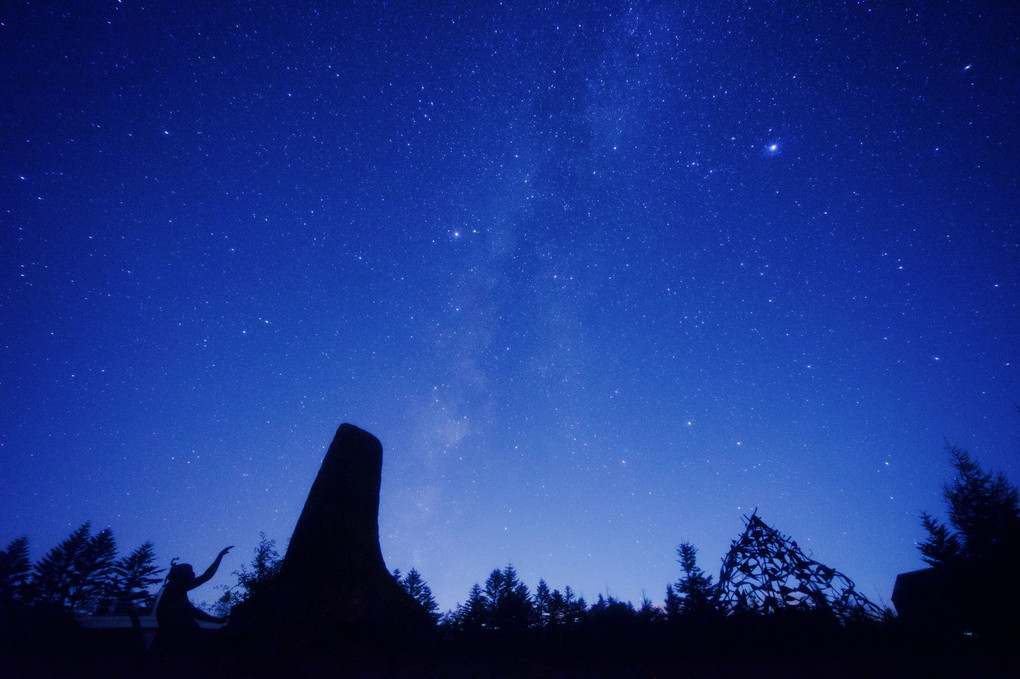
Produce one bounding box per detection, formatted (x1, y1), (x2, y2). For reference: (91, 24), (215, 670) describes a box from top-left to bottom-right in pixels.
(167, 563), (193, 583)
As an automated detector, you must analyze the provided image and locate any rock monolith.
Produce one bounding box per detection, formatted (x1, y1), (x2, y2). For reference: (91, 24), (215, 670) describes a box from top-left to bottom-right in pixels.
(235, 423), (430, 641)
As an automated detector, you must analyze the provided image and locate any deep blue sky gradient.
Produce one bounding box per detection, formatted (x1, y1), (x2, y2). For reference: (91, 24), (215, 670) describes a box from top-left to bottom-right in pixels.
(2, 1), (1018, 613)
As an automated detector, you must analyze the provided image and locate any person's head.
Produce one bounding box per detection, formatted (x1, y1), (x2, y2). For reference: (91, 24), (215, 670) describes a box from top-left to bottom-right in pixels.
(167, 562), (195, 585)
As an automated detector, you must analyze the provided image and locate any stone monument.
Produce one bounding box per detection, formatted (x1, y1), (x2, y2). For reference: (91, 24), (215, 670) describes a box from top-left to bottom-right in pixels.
(233, 423), (430, 642)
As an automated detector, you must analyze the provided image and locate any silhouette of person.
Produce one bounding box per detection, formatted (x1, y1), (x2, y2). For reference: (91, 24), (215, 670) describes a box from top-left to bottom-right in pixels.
(154, 546), (233, 650)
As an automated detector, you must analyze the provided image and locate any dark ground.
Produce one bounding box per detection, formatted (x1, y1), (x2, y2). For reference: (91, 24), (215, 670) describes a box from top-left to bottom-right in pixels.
(2, 608), (1017, 679)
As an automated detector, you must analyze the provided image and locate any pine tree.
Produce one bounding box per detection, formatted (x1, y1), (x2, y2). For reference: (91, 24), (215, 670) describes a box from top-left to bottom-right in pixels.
(112, 541), (164, 613)
(918, 444), (1020, 568)
(484, 564), (533, 630)
(564, 586), (586, 625)
(0, 536), (31, 603)
(547, 588), (567, 625)
(588, 594), (635, 627)
(534, 579), (552, 626)
(916, 443), (1020, 638)
(637, 595), (662, 623)
(30, 522), (93, 609)
(455, 583), (489, 631)
(665, 541), (717, 620)
(535, 581), (586, 626)
(550, 585), (586, 625)
(70, 527), (118, 614)
(395, 568), (440, 624)
(918, 511), (962, 567)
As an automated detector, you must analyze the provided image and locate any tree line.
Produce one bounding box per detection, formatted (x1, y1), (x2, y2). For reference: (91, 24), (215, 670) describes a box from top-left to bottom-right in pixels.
(4, 441), (1017, 642)
(0, 523), (163, 616)
(217, 442), (1019, 639)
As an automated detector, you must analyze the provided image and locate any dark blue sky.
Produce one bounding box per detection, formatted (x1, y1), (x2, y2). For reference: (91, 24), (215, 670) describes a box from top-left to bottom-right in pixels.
(2, 1), (1017, 613)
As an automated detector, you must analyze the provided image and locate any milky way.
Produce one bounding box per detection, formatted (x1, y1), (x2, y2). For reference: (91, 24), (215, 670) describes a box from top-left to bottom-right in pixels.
(2, 2), (1017, 612)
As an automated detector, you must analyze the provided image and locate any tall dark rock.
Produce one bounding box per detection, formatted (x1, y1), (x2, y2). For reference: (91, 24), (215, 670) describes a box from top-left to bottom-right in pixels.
(234, 423), (430, 641)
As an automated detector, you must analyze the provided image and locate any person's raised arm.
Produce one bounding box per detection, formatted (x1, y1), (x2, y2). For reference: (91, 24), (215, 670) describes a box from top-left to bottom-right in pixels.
(190, 546), (233, 589)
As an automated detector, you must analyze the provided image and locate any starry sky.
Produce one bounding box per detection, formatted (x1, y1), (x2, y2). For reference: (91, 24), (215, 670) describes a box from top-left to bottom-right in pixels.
(2, 1), (1018, 614)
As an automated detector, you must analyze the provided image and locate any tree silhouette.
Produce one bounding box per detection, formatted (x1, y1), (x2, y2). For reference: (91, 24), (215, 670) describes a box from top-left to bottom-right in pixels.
(0, 536), (31, 603)
(918, 512), (962, 567)
(111, 541), (164, 613)
(587, 594), (635, 627)
(534, 579), (552, 626)
(665, 541), (717, 621)
(919, 444), (1020, 567)
(636, 595), (663, 624)
(12, 525), (167, 616)
(550, 585), (586, 626)
(30, 523), (91, 608)
(217, 532), (282, 614)
(915, 444), (1020, 639)
(29, 522), (119, 614)
(483, 564), (533, 631)
(73, 528), (117, 615)
(450, 565), (536, 631)
(532, 579), (587, 627)
(453, 582), (488, 631)
(394, 568), (439, 624)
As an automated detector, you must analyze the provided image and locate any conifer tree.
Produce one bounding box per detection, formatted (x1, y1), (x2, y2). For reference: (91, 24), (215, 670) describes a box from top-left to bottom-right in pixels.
(562, 586), (586, 625)
(0, 536), (31, 603)
(455, 583), (488, 631)
(484, 564), (532, 630)
(916, 443), (1020, 639)
(395, 568), (440, 624)
(665, 541), (717, 620)
(637, 595), (662, 623)
(919, 444), (1020, 567)
(70, 527), (118, 614)
(112, 541), (164, 613)
(550, 586), (586, 625)
(30, 522), (93, 609)
(588, 594), (636, 627)
(534, 579), (552, 626)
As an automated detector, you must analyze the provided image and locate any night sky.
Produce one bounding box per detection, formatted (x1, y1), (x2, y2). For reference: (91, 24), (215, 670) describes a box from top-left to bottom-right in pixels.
(2, 2), (1018, 615)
